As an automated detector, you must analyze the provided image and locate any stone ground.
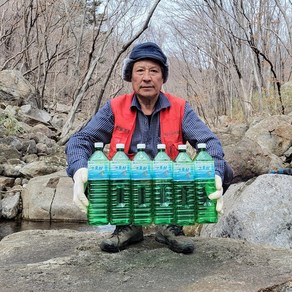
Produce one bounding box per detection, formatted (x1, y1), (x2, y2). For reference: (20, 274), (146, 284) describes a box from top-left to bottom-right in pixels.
(0, 229), (291, 292)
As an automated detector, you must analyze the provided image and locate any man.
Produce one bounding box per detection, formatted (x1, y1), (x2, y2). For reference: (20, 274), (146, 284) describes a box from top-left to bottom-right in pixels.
(66, 42), (233, 254)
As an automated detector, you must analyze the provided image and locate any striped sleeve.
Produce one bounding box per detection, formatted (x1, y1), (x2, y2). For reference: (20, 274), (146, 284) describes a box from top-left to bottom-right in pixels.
(65, 101), (114, 177)
(182, 102), (226, 180)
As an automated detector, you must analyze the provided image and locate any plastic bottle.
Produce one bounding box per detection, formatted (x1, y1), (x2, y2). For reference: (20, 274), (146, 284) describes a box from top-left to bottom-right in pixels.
(131, 144), (153, 225)
(152, 144), (174, 225)
(173, 144), (196, 225)
(194, 143), (218, 224)
(109, 143), (131, 225)
(87, 142), (110, 225)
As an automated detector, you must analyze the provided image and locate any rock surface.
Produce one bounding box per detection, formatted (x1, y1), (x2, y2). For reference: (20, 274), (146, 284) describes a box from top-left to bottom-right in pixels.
(0, 70), (37, 106)
(0, 229), (291, 292)
(201, 174), (292, 249)
(21, 170), (86, 222)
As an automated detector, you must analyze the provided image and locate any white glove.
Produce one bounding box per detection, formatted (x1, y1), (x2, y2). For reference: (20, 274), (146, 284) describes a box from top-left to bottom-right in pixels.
(73, 167), (89, 213)
(208, 174), (224, 215)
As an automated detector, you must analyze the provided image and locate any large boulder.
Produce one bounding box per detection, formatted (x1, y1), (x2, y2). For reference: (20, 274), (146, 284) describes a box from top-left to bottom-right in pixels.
(220, 115), (292, 181)
(0, 176), (15, 191)
(245, 115), (292, 157)
(224, 137), (283, 182)
(19, 161), (61, 178)
(20, 104), (51, 125)
(214, 122), (248, 145)
(1, 192), (20, 219)
(200, 174), (292, 249)
(0, 70), (38, 106)
(21, 170), (86, 222)
(0, 143), (22, 160)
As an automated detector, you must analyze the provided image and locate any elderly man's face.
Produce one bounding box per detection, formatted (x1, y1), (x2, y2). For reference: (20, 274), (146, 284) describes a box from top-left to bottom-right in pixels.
(131, 59), (163, 99)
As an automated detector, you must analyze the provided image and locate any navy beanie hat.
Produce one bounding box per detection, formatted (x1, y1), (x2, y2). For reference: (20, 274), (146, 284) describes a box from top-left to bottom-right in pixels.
(122, 42), (169, 83)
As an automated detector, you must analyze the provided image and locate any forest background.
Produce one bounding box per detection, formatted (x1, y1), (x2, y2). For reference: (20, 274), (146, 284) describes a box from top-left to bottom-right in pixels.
(1, 0), (292, 144)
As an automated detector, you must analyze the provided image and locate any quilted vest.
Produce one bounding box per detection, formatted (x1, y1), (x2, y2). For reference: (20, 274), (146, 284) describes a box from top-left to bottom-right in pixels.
(108, 92), (186, 160)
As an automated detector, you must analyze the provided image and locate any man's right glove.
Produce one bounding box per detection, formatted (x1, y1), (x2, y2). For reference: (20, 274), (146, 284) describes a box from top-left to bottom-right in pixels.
(73, 167), (89, 213)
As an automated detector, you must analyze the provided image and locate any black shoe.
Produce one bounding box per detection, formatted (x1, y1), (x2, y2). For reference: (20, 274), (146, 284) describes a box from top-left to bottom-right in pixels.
(99, 225), (144, 253)
(155, 225), (194, 254)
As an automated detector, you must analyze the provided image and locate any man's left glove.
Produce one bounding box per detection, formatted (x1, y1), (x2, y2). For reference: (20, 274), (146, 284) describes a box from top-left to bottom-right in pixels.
(73, 167), (89, 213)
(208, 174), (224, 215)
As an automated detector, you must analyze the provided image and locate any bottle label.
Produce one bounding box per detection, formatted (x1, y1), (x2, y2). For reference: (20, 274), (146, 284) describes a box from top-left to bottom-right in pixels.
(131, 161), (152, 180)
(110, 162), (131, 179)
(194, 161), (215, 179)
(88, 162), (109, 180)
(173, 163), (193, 180)
(153, 162), (172, 179)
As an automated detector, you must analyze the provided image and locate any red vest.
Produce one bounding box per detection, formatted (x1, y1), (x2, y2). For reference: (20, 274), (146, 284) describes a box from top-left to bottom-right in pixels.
(108, 92), (186, 160)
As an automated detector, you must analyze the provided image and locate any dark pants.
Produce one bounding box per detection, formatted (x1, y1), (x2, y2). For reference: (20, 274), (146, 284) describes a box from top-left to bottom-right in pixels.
(223, 162), (234, 194)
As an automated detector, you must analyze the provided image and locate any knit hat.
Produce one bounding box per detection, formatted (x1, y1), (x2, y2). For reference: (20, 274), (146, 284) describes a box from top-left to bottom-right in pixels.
(122, 42), (169, 83)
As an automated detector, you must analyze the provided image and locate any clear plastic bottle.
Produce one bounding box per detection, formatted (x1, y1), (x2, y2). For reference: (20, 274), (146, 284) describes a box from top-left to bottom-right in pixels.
(131, 144), (153, 225)
(152, 144), (174, 224)
(109, 143), (131, 225)
(194, 143), (218, 224)
(173, 144), (196, 225)
(87, 142), (110, 225)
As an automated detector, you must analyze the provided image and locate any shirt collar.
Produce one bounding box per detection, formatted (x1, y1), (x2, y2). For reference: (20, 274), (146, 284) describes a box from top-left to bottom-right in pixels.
(130, 92), (171, 112)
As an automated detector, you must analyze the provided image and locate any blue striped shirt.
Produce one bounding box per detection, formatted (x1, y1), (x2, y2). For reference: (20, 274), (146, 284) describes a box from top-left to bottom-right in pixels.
(66, 92), (226, 180)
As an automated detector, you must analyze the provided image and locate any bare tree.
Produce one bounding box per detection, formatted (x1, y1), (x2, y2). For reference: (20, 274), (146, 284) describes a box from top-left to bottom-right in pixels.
(0, 0), (161, 137)
(161, 0), (292, 122)
(1, 0), (291, 135)
(59, 0), (162, 144)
